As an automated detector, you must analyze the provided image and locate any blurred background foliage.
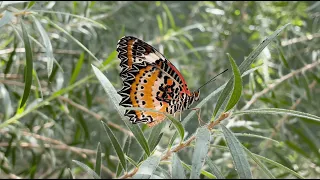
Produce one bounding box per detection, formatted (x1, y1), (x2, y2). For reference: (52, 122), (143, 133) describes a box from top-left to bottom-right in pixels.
(0, 1), (319, 179)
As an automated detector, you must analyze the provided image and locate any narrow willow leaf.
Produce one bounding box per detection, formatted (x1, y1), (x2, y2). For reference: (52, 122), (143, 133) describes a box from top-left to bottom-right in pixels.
(33, 10), (107, 29)
(213, 23), (290, 117)
(32, 15), (54, 77)
(68, 168), (74, 179)
(4, 37), (17, 74)
(92, 64), (150, 156)
(205, 157), (225, 179)
(168, 132), (178, 149)
(224, 53), (242, 112)
(116, 163), (123, 177)
(102, 122), (127, 171)
(162, 3), (176, 29)
(221, 124), (252, 179)
(181, 161), (216, 179)
(190, 127), (211, 179)
(172, 153), (186, 179)
(232, 108), (320, 123)
(47, 18), (100, 62)
(20, 21), (33, 108)
(0, 11), (14, 28)
(72, 160), (101, 179)
(277, 46), (289, 68)
(148, 122), (165, 152)
(102, 50), (117, 67)
(166, 114), (185, 143)
(0, 84), (13, 119)
(133, 155), (161, 179)
(26, 1), (36, 9)
(241, 145), (275, 179)
(253, 153), (304, 179)
(95, 142), (102, 177)
(69, 53), (85, 85)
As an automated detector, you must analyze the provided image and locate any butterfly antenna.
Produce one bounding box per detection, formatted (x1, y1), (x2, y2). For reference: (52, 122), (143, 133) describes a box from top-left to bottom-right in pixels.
(196, 69), (228, 91)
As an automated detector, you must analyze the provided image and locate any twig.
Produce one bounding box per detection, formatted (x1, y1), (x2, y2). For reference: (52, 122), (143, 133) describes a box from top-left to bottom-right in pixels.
(241, 60), (320, 110)
(281, 33), (320, 46)
(119, 112), (230, 179)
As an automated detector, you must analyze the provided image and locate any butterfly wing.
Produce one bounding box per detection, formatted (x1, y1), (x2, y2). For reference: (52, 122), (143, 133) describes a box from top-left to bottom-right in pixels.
(116, 36), (192, 127)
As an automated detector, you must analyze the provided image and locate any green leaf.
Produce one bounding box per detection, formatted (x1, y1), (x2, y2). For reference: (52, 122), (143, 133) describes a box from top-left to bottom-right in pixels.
(166, 114), (185, 143)
(148, 121), (165, 152)
(102, 122), (127, 171)
(95, 142), (102, 177)
(92, 64), (150, 156)
(213, 23), (290, 117)
(69, 53), (85, 85)
(232, 108), (320, 123)
(221, 124), (252, 179)
(133, 155), (161, 179)
(181, 161), (216, 179)
(172, 153), (186, 179)
(190, 127), (211, 179)
(241, 146), (275, 179)
(102, 50), (117, 67)
(0, 11), (14, 28)
(68, 168), (74, 179)
(72, 160), (101, 179)
(26, 1), (36, 9)
(20, 21), (33, 108)
(32, 15), (54, 77)
(205, 157), (225, 179)
(224, 53), (242, 112)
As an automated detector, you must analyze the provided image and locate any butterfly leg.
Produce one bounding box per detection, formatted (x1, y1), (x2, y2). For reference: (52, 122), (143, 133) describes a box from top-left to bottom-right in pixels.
(190, 107), (205, 126)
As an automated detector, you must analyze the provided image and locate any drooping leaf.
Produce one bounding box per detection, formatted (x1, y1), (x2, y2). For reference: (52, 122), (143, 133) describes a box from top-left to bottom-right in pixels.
(221, 124), (252, 179)
(190, 127), (211, 179)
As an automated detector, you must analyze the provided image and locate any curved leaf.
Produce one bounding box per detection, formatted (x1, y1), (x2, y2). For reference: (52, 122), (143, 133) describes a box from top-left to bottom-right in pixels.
(72, 160), (101, 179)
(102, 122), (127, 171)
(95, 142), (102, 176)
(20, 21), (33, 108)
(224, 53), (242, 112)
(172, 153), (186, 179)
(205, 157), (225, 179)
(221, 124), (252, 179)
(232, 108), (320, 123)
(133, 155), (161, 179)
(32, 15), (54, 77)
(190, 127), (211, 179)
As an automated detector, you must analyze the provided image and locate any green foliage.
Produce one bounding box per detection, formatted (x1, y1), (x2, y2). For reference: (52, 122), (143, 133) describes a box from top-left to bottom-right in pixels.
(0, 1), (319, 179)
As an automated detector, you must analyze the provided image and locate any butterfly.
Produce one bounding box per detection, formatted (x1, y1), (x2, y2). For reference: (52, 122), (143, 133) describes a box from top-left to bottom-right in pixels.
(116, 36), (201, 128)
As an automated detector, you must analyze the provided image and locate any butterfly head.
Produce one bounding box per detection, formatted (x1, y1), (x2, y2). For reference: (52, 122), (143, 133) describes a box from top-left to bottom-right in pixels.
(193, 90), (200, 102)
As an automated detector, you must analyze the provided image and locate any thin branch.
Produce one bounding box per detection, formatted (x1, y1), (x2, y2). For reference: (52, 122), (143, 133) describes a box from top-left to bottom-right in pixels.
(281, 33), (320, 46)
(241, 60), (320, 111)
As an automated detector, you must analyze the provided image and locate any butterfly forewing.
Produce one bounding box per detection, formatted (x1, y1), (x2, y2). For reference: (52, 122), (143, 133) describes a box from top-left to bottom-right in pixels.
(116, 36), (197, 127)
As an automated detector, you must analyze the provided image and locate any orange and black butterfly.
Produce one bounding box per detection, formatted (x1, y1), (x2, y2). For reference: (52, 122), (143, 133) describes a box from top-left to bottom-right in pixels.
(116, 36), (204, 127)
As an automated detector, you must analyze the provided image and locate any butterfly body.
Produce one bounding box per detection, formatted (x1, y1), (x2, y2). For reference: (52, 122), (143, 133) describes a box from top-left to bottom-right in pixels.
(116, 36), (200, 127)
